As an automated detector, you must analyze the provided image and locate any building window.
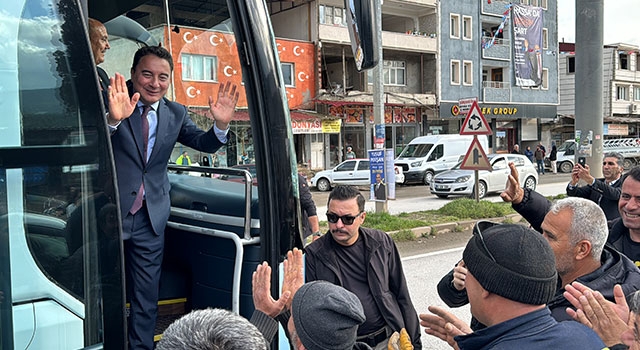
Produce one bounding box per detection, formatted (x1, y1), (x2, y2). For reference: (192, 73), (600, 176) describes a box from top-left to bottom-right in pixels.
(567, 56), (575, 73)
(540, 0), (548, 9)
(620, 52), (629, 70)
(462, 16), (472, 40)
(366, 60), (406, 86)
(181, 54), (217, 82)
(281, 63), (294, 87)
(617, 85), (629, 100)
(634, 87), (640, 101)
(450, 14), (460, 39)
(451, 60), (460, 85)
(463, 61), (473, 85)
(319, 5), (346, 26)
(542, 28), (548, 49)
(541, 68), (548, 90)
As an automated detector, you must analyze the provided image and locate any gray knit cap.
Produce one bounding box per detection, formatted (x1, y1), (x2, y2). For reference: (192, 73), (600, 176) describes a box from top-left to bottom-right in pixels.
(463, 223), (557, 305)
(291, 281), (366, 350)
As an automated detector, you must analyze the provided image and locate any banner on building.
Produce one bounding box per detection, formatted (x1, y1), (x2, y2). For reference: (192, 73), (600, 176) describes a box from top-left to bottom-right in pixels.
(322, 119), (342, 133)
(291, 119), (322, 134)
(512, 4), (543, 87)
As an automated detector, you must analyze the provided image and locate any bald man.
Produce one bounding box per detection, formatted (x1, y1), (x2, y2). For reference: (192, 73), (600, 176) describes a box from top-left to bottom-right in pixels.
(88, 18), (111, 93)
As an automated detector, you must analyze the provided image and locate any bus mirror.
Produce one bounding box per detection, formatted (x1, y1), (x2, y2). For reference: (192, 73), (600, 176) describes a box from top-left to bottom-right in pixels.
(344, 0), (379, 71)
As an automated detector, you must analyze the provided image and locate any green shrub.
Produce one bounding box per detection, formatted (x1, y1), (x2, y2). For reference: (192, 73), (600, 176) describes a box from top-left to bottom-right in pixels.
(363, 212), (428, 232)
(390, 229), (416, 241)
(437, 199), (514, 219)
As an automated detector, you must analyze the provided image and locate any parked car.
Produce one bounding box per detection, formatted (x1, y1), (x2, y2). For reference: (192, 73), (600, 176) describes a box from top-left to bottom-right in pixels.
(311, 159), (404, 192)
(429, 154), (538, 199)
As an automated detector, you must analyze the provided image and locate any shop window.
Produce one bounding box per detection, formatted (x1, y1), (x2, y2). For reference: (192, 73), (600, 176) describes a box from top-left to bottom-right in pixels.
(463, 61), (473, 86)
(181, 54), (217, 82)
(567, 56), (575, 73)
(463, 16), (472, 40)
(451, 60), (460, 85)
(450, 14), (460, 39)
(281, 63), (294, 87)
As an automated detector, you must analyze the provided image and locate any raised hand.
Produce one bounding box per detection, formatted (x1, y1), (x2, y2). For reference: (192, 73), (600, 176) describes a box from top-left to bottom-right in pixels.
(107, 73), (139, 125)
(452, 260), (467, 291)
(282, 248), (304, 311)
(252, 262), (289, 318)
(420, 305), (471, 349)
(565, 282), (630, 323)
(500, 162), (524, 204)
(208, 81), (240, 130)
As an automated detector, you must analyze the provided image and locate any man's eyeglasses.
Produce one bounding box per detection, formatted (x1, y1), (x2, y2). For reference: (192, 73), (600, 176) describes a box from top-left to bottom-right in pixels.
(326, 211), (363, 225)
(472, 220), (498, 263)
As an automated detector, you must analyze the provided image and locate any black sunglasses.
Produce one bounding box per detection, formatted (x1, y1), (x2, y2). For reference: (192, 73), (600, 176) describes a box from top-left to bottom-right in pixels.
(472, 220), (499, 263)
(326, 211), (363, 225)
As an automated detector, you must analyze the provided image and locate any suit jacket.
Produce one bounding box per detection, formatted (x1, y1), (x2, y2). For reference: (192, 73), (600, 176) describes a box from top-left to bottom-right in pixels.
(111, 97), (224, 235)
(374, 182), (386, 200)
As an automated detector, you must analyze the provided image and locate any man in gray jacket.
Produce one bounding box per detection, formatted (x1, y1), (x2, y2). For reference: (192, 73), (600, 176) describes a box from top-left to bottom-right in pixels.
(305, 185), (421, 349)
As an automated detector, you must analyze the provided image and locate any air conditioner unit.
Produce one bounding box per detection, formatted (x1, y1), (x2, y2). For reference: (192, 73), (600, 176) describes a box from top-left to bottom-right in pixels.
(630, 104), (638, 113)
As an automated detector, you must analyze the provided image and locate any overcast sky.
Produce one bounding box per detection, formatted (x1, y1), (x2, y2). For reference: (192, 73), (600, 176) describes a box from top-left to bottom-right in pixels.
(557, 1), (640, 47)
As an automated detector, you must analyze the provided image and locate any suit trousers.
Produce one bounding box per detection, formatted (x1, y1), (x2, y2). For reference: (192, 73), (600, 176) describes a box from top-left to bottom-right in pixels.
(123, 203), (163, 350)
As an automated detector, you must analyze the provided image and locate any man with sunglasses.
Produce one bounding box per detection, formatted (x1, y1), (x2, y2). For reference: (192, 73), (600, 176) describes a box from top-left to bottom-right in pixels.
(566, 152), (624, 221)
(305, 185), (421, 349)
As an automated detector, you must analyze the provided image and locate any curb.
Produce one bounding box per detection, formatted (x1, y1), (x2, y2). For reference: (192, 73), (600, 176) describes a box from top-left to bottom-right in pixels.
(388, 213), (524, 239)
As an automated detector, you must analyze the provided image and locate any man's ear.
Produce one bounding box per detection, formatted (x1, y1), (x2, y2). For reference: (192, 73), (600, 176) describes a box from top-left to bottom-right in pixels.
(574, 240), (592, 261)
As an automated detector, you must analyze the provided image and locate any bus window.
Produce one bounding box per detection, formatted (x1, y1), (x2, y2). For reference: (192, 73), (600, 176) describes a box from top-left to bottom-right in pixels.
(1, 0), (125, 347)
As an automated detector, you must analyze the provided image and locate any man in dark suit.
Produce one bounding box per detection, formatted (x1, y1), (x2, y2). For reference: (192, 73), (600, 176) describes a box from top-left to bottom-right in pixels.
(374, 173), (386, 200)
(107, 45), (239, 349)
(566, 152), (623, 221)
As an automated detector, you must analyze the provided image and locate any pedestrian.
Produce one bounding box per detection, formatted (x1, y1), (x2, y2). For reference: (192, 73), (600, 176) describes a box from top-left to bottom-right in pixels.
(550, 141), (558, 174)
(566, 152), (623, 221)
(298, 173), (321, 242)
(421, 223), (605, 349)
(345, 146), (356, 160)
(175, 151), (191, 165)
(512, 143), (520, 154)
(305, 185), (421, 349)
(524, 146), (534, 163)
(534, 145), (545, 174)
(107, 45), (239, 349)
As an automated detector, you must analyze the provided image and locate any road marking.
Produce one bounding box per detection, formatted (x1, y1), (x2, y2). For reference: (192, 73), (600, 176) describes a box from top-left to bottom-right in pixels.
(402, 246), (465, 261)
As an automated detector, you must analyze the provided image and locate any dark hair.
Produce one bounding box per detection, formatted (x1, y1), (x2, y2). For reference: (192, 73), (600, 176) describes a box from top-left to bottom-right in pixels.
(622, 166), (640, 186)
(604, 152), (624, 167)
(132, 45), (174, 72)
(328, 185), (365, 212)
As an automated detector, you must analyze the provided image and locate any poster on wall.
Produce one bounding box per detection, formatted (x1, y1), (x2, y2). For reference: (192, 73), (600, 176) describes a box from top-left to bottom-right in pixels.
(512, 4), (543, 87)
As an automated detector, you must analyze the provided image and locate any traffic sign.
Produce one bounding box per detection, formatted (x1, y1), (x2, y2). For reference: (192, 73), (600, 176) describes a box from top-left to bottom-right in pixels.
(460, 137), (491, 170)
(458, 97), (478, 114)
(460, 101), (492, 135)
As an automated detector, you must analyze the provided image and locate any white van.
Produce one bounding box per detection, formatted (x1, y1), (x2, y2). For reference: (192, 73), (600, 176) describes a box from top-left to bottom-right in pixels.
(395, 134), (489, 184)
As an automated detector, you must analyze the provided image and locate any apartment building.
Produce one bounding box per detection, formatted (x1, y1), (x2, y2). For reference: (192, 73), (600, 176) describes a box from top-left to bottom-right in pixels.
(558, 42), (640, 141)
(438, 0), (559, 152)
(270, 0), (438, 169)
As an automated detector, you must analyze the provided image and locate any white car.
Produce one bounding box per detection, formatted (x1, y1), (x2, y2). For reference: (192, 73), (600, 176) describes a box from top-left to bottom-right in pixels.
(311, 159), (405, 192)
(429, 154), (538, 199)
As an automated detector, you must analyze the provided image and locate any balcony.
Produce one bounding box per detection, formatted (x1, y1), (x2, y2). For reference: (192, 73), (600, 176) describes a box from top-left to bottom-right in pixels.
(318, 24), (436, 53)
(482, 36), (511, 61)
(483, 81), (511, 103)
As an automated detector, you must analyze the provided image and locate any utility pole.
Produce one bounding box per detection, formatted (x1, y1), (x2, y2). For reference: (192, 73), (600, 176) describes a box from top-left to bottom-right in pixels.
(373, 0), (387, 213)
(575, 0), (604, 177)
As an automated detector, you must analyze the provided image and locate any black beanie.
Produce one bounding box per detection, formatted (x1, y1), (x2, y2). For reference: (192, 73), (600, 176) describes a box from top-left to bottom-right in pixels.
(463, 223), (557, 305)
(291, 281), (366, 350)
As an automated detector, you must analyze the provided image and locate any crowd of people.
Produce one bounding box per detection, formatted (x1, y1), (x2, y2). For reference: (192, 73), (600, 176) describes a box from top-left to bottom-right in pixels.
(92, 17), (640, 350)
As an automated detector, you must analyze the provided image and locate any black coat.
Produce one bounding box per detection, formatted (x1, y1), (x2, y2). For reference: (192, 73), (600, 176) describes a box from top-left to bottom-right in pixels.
(566, 178), (621, 221)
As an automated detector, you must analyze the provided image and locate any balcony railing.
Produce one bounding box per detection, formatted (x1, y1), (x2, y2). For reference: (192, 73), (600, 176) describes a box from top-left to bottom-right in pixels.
(482, 81), (508, 89)
(318, 24), (436, 53)
(482, 36), (511, 61)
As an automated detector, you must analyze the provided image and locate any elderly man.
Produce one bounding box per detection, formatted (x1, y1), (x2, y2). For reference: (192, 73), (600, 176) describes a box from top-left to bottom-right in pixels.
(421, 224), (605, 349)
(305, 185), (421, 349)
(567, 152), (624, 220)
(438, 195), (640, 328)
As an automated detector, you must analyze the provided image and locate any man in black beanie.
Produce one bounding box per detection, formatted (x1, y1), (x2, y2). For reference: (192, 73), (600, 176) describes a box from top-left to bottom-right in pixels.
(420, 224), (605, 349)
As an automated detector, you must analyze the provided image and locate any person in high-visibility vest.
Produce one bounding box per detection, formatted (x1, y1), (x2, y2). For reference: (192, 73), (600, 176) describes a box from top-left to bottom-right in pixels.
(176, 151), (191, 165)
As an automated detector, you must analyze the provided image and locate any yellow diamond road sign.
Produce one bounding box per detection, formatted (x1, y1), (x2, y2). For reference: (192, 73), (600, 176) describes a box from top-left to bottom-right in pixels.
(460, 137), (491, 171)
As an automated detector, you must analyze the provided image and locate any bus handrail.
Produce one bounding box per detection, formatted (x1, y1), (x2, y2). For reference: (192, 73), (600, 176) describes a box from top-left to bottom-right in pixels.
(165, 221), (260, 314)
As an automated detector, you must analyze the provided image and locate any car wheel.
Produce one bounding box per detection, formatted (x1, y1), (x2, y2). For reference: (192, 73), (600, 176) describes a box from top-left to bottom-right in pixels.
(470, 181), (487, 199)
(559, 161), (573, 173)
(316, 178), (331, 192)
(524, 176), (537, 191)
(435, 194), (449, 199)
(423, 171), (434, 185)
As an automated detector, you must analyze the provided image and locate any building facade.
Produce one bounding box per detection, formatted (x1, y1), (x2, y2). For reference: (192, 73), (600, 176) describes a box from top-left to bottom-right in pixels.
(438, 0), (558, 153)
